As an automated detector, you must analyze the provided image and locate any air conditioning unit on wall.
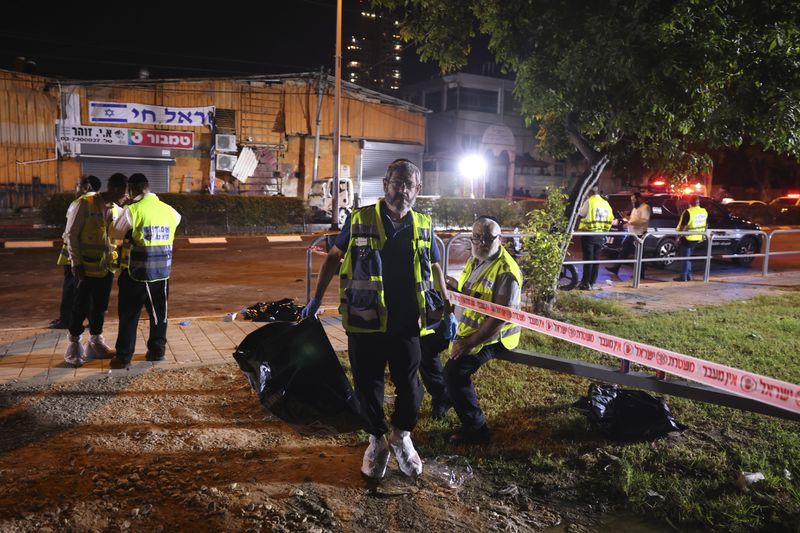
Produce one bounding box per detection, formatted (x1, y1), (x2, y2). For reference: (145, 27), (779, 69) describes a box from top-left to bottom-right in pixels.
(216, 153), (238, 172)
(215, 134), (237, 152)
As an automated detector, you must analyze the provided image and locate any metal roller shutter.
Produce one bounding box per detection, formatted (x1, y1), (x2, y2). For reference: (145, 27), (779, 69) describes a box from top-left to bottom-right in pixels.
(79, 144), (175, 193)
(359, 141), (423, 207)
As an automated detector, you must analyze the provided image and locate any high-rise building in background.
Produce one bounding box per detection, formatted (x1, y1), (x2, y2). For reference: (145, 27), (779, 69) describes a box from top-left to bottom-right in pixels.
(344, 1), (402, 93)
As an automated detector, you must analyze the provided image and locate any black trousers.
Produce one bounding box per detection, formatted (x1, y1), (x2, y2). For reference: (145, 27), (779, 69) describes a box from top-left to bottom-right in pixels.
(418, 322), (452, 407)
(347, 332), (423, 436)
(115, 269), (169, 363)
(68, 272), (113, 337)
(59, 265), (76, 324)
(444, 342), (507, 431)
(581, 235), (605, 286)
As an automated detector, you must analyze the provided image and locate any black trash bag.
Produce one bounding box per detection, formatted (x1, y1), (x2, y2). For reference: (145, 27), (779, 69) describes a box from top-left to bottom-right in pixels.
(573, 383), (685, 441)
(240, 298), (301, 322)
(233, 316), (364, 435)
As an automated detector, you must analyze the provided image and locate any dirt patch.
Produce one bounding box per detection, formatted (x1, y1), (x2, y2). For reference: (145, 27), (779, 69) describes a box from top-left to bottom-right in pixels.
(0, 364), (599, 532)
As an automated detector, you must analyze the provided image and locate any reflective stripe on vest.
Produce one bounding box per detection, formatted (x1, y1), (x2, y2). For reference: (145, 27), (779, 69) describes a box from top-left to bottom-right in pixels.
(452, 245), (523, 355)
(78, 195), (120, 278)
(681, 205), (708, 242)
(127, 195), (177, 282)
(578, 195), (613, 232)
(338, 200), (436, 335)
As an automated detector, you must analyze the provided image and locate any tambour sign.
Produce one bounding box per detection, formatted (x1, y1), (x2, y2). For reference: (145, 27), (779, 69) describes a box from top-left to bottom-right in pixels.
(448, 291), (800, 415)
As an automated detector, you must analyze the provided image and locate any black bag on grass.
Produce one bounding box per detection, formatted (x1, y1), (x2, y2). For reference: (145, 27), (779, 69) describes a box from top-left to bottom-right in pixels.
(573, 383), (685, 441)
(233, 315), (364, 435)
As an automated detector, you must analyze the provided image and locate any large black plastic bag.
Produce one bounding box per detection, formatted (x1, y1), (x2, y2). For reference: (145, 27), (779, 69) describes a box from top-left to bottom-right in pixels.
(240, 298), (301, 322)
(233, 316), (364, 435)
(573, 383), (685, 441)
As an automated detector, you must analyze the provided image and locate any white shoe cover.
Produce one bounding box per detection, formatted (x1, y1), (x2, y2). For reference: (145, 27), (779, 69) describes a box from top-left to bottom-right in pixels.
(64, 335), (86, 367)
(86, 334), (114, 359)
(388, 428), (423, 477)
(361, 434), (390, 479)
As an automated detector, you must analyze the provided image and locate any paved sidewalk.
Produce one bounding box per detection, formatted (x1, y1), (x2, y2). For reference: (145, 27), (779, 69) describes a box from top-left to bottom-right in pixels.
(1, 270), (797, 386)
(0, 315), (347, 386)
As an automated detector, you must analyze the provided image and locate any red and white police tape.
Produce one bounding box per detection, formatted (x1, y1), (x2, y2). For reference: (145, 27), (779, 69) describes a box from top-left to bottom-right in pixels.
(448, 290), (800, 415)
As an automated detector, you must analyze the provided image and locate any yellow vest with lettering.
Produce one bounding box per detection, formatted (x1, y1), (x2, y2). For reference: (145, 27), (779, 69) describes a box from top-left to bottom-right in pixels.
(679, 205), (708, 242)
(452, 246), (522, 355)
(578, 195), (613, 232)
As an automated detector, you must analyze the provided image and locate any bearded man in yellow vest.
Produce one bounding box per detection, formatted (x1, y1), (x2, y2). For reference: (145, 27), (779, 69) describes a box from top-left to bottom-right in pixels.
(577, 185), (613, 290)
(301, 159), (454, 479)
(674, 195), (708, 282)
(63, 173), (128, 366)
(109, 173), (181, 370)
(51, 175), (102, 330)
(445, 216), (522, 444)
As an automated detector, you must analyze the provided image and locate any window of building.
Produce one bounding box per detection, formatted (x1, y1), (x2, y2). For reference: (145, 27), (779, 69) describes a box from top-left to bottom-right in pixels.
(461, 134), (481, 151)
(446, 87), (458, 111)
(214, 108), (236, 134)
(459, 88), (498, 113)
(424, 90), (442, 112)
(555, 163), (565, 176)
(503, 91), (520, 114)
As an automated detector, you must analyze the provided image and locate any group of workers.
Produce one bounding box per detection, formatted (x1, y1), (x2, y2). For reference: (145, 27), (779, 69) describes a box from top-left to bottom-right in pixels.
(53, 172), (181, 370)
(579, 186), (708, 287)
(49, 160), (709, 482)
(301, 159), (522, 479)
(302, 160), (710, 480)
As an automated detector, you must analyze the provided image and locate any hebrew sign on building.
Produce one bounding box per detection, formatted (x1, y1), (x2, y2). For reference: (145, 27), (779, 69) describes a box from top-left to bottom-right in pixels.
(57, 124), (194, 149)
(89, 101), (215, 127)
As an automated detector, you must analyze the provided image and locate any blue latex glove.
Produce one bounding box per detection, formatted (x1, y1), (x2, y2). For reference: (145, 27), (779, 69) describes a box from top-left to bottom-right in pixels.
(443, 312), (458, 340)
(300, 297), (321, 319)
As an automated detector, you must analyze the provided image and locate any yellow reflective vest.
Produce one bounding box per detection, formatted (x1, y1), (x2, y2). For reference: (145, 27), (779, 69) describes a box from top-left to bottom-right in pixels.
(57, 192), (96, 266)
(127, 195), (177, 282)
(679, 205), (708, 242)
(76, 194), (120, 278)
(578, 195), (613, 232)
(452, 245), (522, 355)
(339, 200), (436, 335)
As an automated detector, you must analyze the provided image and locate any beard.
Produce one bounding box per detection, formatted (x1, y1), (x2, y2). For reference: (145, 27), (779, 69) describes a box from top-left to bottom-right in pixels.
(385, 189), (414, 212)
(471, 243), (498, 261)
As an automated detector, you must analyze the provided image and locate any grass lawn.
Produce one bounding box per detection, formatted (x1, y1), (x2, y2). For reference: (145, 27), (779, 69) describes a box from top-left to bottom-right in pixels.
(409, 292), (800, 532)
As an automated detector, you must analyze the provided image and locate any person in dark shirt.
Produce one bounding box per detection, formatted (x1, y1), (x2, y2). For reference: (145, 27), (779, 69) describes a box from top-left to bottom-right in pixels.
(301, 159), (455, 479)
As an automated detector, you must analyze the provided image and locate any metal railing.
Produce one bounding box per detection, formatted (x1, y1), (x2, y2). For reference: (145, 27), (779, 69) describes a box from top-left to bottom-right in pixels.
(305, 227), (799, 299)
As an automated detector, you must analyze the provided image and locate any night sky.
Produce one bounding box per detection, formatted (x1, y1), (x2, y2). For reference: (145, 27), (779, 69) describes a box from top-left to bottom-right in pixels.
(0, 2), (452, 84)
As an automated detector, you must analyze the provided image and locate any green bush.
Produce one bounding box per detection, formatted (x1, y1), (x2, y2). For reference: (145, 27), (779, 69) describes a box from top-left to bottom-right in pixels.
(414, 197), (544, 228)
(40, 192), (305, 235)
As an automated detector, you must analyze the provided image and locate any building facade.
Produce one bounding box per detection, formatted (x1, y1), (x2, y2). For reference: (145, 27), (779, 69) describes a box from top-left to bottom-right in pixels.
(0, 70), (426, 208)
(401, 73), (586, 199)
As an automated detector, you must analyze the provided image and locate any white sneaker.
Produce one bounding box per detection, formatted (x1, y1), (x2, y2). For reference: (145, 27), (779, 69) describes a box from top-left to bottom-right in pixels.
(86, 334), (114, 359)
(64, 335), (86, 366)
(361, 434), (390, 479)
(388, 428), (423, 477)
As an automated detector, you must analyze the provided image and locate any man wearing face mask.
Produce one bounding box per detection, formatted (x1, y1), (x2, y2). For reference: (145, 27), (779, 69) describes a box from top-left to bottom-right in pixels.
(301, 159), (455, 479)
(444, 216), (522, 444)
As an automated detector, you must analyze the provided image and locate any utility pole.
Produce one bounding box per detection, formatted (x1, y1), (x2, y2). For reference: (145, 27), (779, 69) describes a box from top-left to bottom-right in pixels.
(331, 0), (342, 230)
(312, 66), (325, 182)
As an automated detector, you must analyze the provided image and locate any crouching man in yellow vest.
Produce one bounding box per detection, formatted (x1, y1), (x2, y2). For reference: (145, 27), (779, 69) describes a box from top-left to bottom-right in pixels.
(445, 216), (522, 444)
(301, 159), (454, 479)
(109, 173), (181, 370)
(63, 173), (129, 366)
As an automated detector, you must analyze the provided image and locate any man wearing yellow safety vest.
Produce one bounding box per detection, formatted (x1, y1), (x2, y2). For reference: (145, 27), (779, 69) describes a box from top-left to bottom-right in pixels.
(52, 175), (102, 330)
(301, 159), (455, 479)
(577, 186), (613, 290)
(444, 216), (522, 444)
(674, 195), (708, 282)
(109, 173), (181, 370)
(63, 173), (129, 366)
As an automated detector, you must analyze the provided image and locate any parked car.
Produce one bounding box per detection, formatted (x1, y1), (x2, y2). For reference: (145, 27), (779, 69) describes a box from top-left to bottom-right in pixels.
(769, 195), (800, 225)
(604, 193), (762, 267)
(723, 200), (773, 225)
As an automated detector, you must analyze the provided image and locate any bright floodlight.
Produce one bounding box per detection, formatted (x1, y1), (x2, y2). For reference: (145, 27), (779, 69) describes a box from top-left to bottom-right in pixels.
(458, 154), (487, 179)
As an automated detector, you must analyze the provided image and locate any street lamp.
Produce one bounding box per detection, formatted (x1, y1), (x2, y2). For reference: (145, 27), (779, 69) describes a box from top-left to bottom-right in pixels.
(458, 154), (486, 199)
